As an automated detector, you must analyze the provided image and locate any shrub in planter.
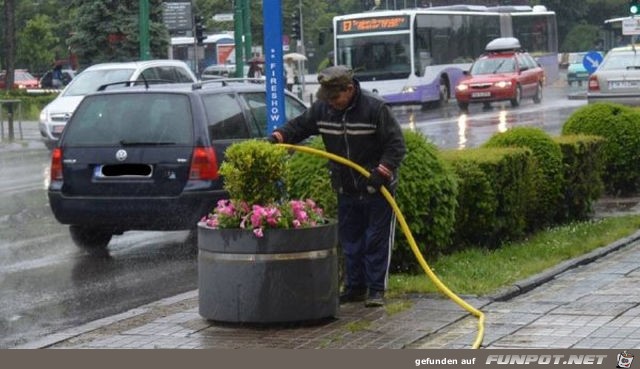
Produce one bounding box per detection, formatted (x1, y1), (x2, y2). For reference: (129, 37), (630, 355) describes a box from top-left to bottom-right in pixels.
(442, 147), (532, 249)
(198, 139), (338, 323)
(562, 102), (640, 195)
(554, 135), (605, 222)
(483, 127), (564, 231)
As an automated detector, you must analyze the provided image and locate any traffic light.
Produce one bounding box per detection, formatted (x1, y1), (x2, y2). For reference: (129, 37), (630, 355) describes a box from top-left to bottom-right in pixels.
(631, 0), (640, 15)
(195, 15), (206, 45)
(291, 19), (301, 40)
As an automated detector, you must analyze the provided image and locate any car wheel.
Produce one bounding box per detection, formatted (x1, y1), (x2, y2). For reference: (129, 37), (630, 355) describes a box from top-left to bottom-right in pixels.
(458, 101), (469, 111)
(69, 225), (112, 251)
(533, 82), (543, 104)
(510, 85), (522, 107)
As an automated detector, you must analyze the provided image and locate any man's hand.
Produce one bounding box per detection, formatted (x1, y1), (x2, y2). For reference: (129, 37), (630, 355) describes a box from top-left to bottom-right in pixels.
(268, 131), (283, 144)
(366, 164), (393, 193)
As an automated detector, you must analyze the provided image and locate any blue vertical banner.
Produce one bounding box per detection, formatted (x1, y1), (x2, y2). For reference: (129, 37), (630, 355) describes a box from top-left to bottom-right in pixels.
(263, 0), (286, 133)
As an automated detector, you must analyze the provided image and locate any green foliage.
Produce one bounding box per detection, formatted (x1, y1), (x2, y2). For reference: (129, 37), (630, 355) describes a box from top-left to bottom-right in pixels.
(68, 0), (170, 68)
(16, 14), (58, 73)
(554, 135), (605, 221)
(561, 24), (601, 52)
(219, 140), (289, 205)
(286, 137), (337, 218)
(562, 103), (640, 195)
(483, 127), (564, 231)
(442, 147), (532, 249)
(393, 130), (458, 271)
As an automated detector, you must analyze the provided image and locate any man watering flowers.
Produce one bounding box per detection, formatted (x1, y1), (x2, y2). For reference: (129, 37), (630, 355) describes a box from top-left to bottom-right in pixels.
(269, 65), (406, 307)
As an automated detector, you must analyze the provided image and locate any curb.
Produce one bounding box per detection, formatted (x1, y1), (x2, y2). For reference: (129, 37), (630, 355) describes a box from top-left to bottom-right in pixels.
(14, 290), (198, 349)
(489, 229), (640, 301)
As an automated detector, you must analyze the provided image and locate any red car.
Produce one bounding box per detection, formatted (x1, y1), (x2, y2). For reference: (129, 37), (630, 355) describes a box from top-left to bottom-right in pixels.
(455, 38), (545, 111)
(0, 69), (39, 90)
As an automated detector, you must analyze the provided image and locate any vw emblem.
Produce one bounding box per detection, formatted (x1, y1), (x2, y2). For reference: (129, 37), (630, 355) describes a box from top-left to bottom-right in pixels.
(115, 149), (128, 162)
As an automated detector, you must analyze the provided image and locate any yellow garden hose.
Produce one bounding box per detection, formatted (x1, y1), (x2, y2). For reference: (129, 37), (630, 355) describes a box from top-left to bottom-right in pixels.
(278, 143), (485, 349)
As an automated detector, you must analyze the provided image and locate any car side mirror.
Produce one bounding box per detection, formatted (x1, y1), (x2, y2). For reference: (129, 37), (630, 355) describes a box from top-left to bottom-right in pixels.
(463, 70), (470, 76)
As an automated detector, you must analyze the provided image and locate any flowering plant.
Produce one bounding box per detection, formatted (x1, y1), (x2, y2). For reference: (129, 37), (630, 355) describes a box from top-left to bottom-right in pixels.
(201, 198), (326, 238)
(199, 139), (329, 238)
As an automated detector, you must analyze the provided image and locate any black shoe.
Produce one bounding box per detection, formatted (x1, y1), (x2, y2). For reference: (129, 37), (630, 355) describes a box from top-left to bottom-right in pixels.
(339, 288), (367, 304)
(365, 290), (384, 307)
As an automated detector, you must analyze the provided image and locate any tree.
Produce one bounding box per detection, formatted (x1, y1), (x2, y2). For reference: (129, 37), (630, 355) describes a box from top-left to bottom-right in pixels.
(16, 14), (58, 73)
(68, 0), (169, 69)
(3, 0), (16, 90)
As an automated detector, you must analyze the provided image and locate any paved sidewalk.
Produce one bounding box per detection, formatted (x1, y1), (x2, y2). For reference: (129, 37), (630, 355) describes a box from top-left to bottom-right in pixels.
(18, 227), (640, 349)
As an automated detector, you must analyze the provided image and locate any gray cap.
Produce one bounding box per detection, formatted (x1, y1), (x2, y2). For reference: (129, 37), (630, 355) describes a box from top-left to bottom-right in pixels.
(316, 65), (353, 101)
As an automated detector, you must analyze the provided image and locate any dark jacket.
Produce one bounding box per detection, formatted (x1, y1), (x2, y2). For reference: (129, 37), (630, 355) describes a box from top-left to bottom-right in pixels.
(274, 80), (406, 194)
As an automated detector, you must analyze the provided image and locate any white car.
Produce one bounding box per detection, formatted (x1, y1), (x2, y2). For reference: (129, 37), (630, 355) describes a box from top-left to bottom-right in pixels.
(587, 45), (640, 106)
(39, 59), (198, 149)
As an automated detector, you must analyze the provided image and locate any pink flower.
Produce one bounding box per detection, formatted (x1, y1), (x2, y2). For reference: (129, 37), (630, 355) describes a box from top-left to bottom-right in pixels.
(202, 198), (327, 238)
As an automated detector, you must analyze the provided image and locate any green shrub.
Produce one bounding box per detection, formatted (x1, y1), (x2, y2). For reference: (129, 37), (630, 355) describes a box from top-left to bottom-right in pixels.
(442, 147), (532, 249)
(562, 102), (640, 195)
(393, 130), (458, 271)
(483, 127), (564, 231)
(554, 135), (605, 221)
(287, 137), (337, 218)
(219, 140), (289, 204)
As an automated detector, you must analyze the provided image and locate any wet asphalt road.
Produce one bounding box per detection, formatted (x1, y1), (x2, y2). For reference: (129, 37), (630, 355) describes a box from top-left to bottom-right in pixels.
(0, 79), (587, 348)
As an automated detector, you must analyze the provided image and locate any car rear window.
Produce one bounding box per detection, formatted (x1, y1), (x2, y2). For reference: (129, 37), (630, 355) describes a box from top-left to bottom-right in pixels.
(600, 52), (640, 71)
(62, 93), (193, 146)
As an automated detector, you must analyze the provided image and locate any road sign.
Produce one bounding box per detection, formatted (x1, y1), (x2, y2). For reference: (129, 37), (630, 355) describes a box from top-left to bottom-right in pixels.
(213, 13), (234, 22)
(163, 1), (193, 32)
(583, 51), (603, 75)
(623, 17), (640, 35)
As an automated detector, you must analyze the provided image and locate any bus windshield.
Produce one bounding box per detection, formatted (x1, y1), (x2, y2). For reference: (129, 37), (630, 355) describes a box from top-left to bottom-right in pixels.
(337, 33), (411, 81)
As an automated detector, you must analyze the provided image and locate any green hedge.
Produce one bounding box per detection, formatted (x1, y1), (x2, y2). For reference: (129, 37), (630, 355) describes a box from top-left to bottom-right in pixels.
(442, 147), (533, 249)
(393, 130), (458, 271)
(562, 103), (640, 195)
(483, 127), (564, 231)
(554, 135), (605, 222)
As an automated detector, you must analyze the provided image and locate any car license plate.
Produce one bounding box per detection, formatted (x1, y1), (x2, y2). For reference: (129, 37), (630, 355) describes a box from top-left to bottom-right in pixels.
(609, 81), (640, 89)
(53, 125), (65, 133)
(471, 91), (491, 98)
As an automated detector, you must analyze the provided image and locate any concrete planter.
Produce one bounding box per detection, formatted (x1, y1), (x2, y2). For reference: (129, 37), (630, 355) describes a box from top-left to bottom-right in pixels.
(197, 221), (339, 323)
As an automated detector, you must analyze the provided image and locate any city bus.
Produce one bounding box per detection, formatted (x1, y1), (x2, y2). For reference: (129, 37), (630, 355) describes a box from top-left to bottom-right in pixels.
(333, 5), (558, 107)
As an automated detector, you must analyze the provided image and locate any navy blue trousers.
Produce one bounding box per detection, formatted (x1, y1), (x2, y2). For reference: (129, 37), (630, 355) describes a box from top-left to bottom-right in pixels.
(338, 192), (396, 293)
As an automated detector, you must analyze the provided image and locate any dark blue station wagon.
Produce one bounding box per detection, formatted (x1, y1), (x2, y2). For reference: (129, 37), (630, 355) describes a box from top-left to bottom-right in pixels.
(48, 81), (307, 251)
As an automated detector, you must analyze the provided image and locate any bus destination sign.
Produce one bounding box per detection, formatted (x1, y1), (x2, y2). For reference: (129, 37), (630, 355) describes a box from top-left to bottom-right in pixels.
(337, 16), (410, 34)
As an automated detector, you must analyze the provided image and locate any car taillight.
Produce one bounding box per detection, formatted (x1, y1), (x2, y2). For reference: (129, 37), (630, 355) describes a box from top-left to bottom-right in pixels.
(588, 75), (600, 92)
(189, 147), (219, 180)
(50, 147), (63, 181)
